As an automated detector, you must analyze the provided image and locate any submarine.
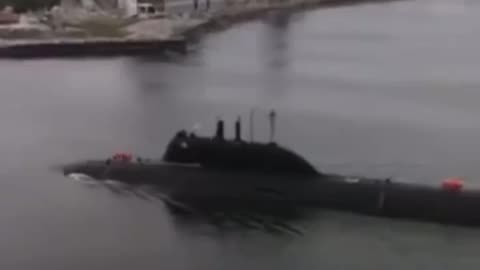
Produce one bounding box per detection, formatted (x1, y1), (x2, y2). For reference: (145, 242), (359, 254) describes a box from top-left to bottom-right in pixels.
(61, 111), (480, 228)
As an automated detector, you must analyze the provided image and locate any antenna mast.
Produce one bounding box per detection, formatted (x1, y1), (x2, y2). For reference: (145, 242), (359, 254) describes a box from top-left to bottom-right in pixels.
(269, 109), (277, 143)
(235, 116), (242, 141)
(215, 116), (224, 140)
(249, 108), (255, 142)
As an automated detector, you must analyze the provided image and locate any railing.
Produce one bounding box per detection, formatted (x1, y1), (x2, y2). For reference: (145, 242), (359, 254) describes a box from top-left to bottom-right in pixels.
(167, 0), (330, 20)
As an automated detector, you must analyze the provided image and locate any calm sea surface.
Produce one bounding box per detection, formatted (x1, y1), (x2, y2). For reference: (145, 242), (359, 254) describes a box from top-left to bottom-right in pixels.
(2, 0), (480, 269)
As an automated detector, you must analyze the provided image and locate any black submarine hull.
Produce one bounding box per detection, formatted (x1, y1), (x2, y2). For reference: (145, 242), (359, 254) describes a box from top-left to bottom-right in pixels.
(62, 160), (480, 227)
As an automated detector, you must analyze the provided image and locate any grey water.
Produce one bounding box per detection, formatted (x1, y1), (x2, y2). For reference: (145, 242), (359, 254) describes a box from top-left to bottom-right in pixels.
(2, 0), (480, 268)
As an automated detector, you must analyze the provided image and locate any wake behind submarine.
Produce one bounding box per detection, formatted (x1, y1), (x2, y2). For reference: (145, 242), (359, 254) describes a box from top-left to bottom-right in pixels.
(62, 111), (480, 228)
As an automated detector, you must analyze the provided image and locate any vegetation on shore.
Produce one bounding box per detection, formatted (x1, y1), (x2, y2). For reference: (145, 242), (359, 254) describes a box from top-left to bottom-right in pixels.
(0, 0), (60, 12)
(64, 16), (136, 38)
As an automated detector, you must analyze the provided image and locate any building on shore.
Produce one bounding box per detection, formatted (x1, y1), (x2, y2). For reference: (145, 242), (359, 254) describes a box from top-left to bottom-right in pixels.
(58, 0), (164, 17)
(60, 0), (118, 11)
(0, 6), (19, 24)
(117, 0), (165, 17)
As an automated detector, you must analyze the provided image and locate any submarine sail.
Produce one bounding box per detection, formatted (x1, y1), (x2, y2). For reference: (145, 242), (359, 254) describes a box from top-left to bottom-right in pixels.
(163, 117), (318, 175)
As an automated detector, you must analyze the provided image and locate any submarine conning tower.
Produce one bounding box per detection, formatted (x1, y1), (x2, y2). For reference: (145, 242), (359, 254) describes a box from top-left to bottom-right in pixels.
(163, 115), (319, 175)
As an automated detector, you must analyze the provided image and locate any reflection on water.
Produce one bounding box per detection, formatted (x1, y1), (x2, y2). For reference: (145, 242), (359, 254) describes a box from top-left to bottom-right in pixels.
(262, 12), (292, 99)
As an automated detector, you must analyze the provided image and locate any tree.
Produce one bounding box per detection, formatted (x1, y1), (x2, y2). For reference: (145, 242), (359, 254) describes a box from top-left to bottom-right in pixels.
(0, 0), (61, 12)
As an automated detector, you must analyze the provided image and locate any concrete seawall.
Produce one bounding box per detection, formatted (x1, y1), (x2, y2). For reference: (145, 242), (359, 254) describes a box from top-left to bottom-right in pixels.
(0, 38), (187, 58)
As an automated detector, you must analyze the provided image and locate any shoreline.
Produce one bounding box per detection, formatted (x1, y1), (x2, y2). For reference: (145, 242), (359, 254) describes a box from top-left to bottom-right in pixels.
(0, 0), (401, 58)
(179, 0), (402, 41)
